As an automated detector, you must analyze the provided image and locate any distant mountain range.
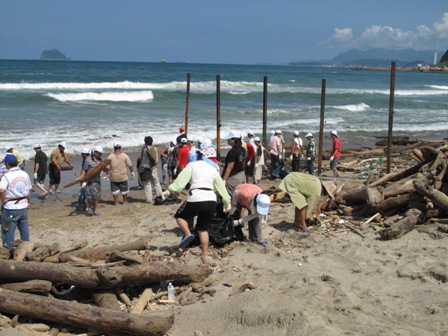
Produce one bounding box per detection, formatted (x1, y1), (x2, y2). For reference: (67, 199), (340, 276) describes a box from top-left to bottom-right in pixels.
(291, 48), (445, 67)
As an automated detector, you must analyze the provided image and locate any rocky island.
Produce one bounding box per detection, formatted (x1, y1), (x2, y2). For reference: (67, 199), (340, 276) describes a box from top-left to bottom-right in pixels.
(40, 49), (70, 61)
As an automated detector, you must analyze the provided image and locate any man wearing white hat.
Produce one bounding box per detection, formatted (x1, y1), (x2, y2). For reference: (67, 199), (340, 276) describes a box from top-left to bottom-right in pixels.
(269, 130), (283, 179)
(305, 133), (316, 175)
(291, 131), (304, 172)
(32, 144), (49, 198)
(80, 147), (104, 216)
(105, 142), (134, 206)
(48, 142), (73, 194)
(253, 137), (265, 185)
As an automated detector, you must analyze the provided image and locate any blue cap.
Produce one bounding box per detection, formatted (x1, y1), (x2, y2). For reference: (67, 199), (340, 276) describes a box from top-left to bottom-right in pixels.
(4, 153), (18, 165)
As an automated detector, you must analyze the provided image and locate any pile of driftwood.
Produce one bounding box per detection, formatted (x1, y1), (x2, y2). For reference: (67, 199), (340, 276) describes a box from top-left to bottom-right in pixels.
(0, 238), (214, 336)
(319, 141), (448, 239)
(268, 140), (448, 239)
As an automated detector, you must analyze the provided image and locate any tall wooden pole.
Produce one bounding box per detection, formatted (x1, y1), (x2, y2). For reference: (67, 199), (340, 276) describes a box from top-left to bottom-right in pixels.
(317, 79), (326, 175)
(387, 62), (396, 173)
(184, 73), (190, 135)
(262, 76), (268, 146)
(216, 75), (221, 160)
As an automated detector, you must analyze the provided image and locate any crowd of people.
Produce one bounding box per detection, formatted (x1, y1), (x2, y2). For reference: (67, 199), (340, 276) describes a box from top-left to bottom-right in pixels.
(0, 128), (341, 263)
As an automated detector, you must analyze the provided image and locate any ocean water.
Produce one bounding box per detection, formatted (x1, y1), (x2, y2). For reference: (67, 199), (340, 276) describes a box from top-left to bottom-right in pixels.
(0, 59), (447, 160)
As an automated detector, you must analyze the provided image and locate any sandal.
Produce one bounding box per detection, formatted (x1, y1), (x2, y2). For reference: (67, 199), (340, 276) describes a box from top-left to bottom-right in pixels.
(257, 240), (269, 246)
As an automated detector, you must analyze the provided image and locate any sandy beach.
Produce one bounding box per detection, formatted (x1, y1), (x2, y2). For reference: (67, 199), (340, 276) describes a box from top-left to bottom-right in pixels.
(3, 145), (448, 336)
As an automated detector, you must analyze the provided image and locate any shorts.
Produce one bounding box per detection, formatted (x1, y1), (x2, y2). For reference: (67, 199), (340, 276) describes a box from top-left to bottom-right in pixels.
(86, 181), (101, 202)
(48, 163), (61, 184)
(174, 200), (216, 231)
(330, 158), (340, 171)
(110, 180), (129, 195)
(34, 174), (46, 185)
(244, 162), (255, 176)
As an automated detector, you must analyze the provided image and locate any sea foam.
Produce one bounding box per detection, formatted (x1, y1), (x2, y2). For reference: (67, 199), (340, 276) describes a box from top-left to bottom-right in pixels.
(45, 91), (154, 102)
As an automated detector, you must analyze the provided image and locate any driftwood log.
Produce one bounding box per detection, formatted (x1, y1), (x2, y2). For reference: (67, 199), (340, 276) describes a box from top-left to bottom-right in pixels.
(0, 288), (172, 336)
(379, 209), (423, 240)
(0, 280), (52, 293)
(339, 186), (383, 205)
(59, 238), (150, 262)
(369, 162), (425, 187)
(0, 260), (213, 289)
(414, 181), (448, 213)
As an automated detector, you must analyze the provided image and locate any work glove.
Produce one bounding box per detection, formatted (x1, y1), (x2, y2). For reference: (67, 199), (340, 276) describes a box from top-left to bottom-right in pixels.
(162, 190), (171, 199)
(33, 172), (38, 180)
(223, 203), (232, 213)
(247, 160), (251, 166)
(278, 154), (283, 160)
(81, 182), (87, 189)
(173, 168), (177, 175)
(330, 156), (334, 162)
(307, 157), (311, 161)
(233, 219), (242, 227)
(163, 164), (167, 170)
(130, 172), (135, 180)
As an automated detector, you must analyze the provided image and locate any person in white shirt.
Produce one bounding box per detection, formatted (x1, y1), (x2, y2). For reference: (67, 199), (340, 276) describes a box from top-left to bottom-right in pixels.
(164, 150), (231, 264)
(253, 137), (265, 185)
(269, 130), (284, 179)
(0, 154), (32, 249)
(291, 131), (304, 172)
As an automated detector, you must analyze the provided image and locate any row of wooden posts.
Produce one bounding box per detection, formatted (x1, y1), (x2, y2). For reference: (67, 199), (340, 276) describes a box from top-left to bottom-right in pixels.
(182, 62), (398, 175)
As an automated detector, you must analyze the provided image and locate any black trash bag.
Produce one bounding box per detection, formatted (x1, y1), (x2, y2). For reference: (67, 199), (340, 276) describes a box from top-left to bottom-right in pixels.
(280, 164), (292, 179)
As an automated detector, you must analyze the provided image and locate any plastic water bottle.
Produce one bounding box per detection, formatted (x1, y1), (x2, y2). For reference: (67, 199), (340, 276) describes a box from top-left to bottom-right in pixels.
(167, 282), (175, 301)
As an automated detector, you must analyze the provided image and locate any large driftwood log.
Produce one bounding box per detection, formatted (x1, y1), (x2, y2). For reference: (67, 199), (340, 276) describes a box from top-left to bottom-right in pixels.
(369, 162), (425, 187)
(13, 241), (34, 261)
(0, 260), (213, 289)
(0, 280), (52, 293)
(354, 192), (422, 217)
(59, 239), (150, 262)
(0, 288), (172, 336)
(414, 181), (448, 213)
(379, 209), (422, 240)
(340, 186), (383, 205)
(383, 179), (416, 198)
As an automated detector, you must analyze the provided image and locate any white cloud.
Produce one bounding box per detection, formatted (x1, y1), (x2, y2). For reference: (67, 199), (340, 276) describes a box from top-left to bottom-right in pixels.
(325, 12), (448, 50)
(332, 28), (353, 43)
(434, 12), (448, 38)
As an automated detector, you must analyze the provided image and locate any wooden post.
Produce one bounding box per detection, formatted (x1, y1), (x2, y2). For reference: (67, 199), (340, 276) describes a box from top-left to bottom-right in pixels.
(387, 62), (396, 173)
(318, 79), (326, 175)
(216, 75), (221, 160)
(184, 73), (190, 135)
(262, 76), (268, 146)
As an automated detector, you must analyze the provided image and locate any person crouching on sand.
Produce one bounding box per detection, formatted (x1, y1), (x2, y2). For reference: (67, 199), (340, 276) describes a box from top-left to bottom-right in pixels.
(163, 149), (231, 265)
(230, 183), (270, 246)
(278, 172), (322, 232)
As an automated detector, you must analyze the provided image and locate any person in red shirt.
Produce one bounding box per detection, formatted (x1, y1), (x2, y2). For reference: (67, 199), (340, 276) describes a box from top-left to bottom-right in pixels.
(175, 138), (190, 178)
(330, 130), (341, 180)
(245, 141), (256, 183)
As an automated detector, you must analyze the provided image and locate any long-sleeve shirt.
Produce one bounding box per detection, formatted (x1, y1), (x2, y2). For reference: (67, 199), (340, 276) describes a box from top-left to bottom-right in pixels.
(168, 160), (230, 205)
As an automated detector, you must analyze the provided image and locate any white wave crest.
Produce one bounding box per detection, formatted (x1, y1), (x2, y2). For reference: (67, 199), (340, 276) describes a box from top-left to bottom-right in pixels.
(46, 91), (154, 102)
(427, 85), (448, 90)
(332, 103), (370, 112)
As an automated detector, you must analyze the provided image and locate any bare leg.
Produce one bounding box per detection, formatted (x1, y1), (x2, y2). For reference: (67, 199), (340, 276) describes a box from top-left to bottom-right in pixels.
(113, 194), (119, 206)
(294, 206), (309, 231)
(176, 217), (192, 237)
(122, 194), (128, 205)
(197, 230), (209, 258)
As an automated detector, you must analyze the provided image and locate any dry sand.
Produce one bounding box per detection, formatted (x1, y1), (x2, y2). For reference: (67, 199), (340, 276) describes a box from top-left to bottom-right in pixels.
(7, 153), (448, 336)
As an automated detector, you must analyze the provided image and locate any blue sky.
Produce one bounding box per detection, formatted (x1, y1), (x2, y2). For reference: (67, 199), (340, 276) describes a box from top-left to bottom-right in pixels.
(1, 0), (447, 64)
